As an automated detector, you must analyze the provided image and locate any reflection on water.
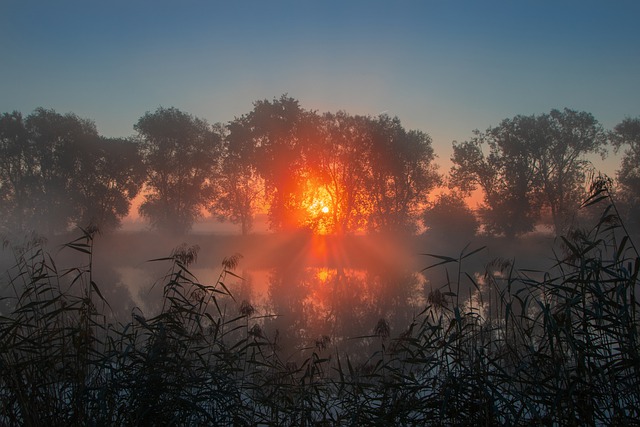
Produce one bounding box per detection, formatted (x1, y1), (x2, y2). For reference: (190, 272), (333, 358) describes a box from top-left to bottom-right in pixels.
(258, 265), (425, 354)
(116, 232), (429, 356)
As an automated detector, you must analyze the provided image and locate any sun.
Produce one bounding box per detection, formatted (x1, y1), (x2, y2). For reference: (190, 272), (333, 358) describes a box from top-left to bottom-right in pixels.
(301, 180), (334, 234)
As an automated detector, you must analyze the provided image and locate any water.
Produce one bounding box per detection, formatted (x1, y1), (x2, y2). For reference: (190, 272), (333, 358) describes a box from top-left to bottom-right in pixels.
(111, 232), (429, 355)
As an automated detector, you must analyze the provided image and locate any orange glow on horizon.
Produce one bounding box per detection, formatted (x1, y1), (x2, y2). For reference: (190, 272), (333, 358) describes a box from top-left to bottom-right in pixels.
(119, 170), (488, 235)
(428, 185), (485, 210)
(301, 179), (335, 234)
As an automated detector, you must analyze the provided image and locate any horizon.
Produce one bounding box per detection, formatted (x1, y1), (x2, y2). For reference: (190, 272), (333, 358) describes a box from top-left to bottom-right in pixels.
(2, 1), (639, 178)
(2, 4), (640, 421)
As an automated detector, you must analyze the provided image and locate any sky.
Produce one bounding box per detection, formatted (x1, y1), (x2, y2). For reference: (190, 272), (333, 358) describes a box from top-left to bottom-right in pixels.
(2, 0), (639, 176)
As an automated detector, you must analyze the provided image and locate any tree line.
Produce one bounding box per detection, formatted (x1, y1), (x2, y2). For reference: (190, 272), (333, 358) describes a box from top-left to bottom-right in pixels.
(1, 95), (638, 237)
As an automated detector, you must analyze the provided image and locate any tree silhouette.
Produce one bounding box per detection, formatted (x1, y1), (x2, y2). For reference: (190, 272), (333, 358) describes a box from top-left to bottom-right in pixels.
(450, 109), (606, 237)
(238, 95), (318, 230)
(3, 103), (620, 238)
(536, 109), (607, 234)
(0, 111), (31, 232)
(311, 111), (375, 234)
(311, 112), (441, 234)
(73, 136), (145, 231)
(209, 120), (264, 235)
(366, 115), (441, 232)
(451, 121), (545, 238)
(225, 98), (442, 234)
(612, 117), (640, 233)
(27, 108), (101, 233)
(0, 108), (143, 234)
(135, 107), (221, 234)
(422, 192), (479, 240)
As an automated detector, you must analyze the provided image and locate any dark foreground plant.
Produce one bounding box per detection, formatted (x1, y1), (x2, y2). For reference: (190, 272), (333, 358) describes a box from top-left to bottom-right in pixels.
(1, 175), (638, 425)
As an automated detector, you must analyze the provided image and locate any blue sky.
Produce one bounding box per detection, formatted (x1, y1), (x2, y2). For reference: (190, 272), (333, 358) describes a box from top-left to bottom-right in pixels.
(2, 0), (639, 175)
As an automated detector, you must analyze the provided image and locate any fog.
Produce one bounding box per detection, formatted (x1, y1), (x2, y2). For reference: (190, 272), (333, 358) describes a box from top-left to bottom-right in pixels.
(1, 224), (562, 356)
(2, 102), (640, 423)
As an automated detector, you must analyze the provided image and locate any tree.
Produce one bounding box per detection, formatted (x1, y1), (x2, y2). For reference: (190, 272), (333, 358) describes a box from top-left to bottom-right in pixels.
(365, 115), (441, 233)
(309, 111), (374, 234)
(450, 119), (545, 237)
(26, 108), (102, 233)
(536, 109), (607, 234)
(0, 111), (32, 232)
(72, 137), (145, 231)
(422, 192), (479, 240)
(209, 120), (264, 235)
(239, 95), (318, 230)
(135, 107), (221, 234)
(223, 98), (441, 234)
(450, 109), (606, 237)
(200, 96), (441, 235)
(611, 117), (640, 232)
(0, 109), (145, 235)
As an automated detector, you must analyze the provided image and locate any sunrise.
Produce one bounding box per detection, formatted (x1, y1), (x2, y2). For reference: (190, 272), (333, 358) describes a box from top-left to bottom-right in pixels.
(1, 1), (639, 424)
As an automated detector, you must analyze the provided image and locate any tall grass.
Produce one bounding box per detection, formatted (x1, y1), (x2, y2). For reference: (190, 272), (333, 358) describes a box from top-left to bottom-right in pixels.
(1, 175), (639, 425)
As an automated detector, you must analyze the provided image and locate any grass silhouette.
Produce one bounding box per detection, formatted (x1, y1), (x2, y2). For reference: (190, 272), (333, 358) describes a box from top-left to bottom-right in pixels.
(1, 175), (638, 425)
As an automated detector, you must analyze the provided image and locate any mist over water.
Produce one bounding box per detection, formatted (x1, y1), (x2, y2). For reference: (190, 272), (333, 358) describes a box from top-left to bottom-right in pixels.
(1, 226), (559, 356)
(3, 182), (640, 424)
(94, 231), (426, 349)
(2, 101), (639, 423)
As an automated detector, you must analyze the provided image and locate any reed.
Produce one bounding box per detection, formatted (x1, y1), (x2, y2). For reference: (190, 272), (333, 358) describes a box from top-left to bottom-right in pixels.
(1, 175), (638, 425)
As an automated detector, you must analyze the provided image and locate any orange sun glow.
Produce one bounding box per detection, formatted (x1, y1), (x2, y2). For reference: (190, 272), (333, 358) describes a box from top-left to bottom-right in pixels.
(301, 180), (334, 234)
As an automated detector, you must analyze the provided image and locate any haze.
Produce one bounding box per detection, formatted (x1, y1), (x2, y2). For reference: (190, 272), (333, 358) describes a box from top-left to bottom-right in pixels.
(2, 1), (638, 177)
(2, 2), (640, 424)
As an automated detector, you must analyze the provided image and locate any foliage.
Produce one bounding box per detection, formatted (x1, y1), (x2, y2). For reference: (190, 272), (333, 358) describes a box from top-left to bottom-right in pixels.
(311, 111), (375, 234)
(72, 137), (146, 231)
(422, 192), (479, 239)
(209, 121), (265, 235)
(3, 102), (626, 238)
(231, 95), (321, 231)
(450, 108), (607, 237)
(611, 117), (640, 234)
(365, 115), (441, 233)
(0, 109), (144, 234)
(226, 97), (441, 234)
(1, 99), (441, 236)
(1, 180), (639, 425)
(135, 107), (222, 234)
